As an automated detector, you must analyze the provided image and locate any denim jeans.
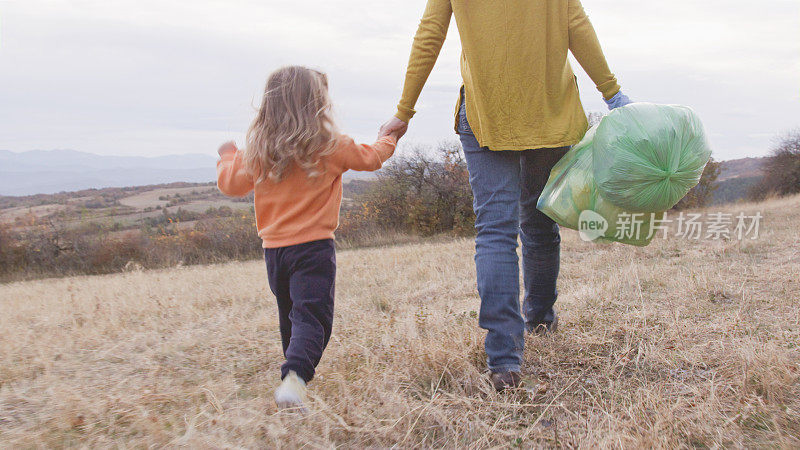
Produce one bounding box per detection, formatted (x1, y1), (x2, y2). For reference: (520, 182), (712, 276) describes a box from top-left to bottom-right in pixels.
(457, 97), (568, 373)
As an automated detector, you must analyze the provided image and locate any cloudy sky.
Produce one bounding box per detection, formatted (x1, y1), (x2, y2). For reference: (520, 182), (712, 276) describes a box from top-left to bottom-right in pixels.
(0, 0), (798, 161)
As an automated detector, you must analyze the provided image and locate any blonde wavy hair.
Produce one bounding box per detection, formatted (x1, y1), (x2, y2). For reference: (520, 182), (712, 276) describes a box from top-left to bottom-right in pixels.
(244, 66), (337, 183)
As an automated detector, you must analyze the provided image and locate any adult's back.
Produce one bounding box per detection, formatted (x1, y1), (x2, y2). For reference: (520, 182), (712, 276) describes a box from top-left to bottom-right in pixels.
(396, 0), (621, 150)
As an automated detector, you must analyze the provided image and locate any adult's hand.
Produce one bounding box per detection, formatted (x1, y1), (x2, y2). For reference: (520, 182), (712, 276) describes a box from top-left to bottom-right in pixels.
(604, 91), (632, 110)
(378, 116), (409, 141)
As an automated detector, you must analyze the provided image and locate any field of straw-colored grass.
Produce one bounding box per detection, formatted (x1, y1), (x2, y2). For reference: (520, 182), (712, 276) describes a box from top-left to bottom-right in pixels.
(1, 194), (799, 448)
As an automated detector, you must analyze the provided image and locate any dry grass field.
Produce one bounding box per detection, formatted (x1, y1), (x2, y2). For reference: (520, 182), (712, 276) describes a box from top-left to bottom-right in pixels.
(1, 194), (799, 448)
(117, 187), (211, 209)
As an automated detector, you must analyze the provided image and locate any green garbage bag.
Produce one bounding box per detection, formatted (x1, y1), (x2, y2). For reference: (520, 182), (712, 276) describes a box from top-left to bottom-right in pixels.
(593, 103), (712, 212)
(536, 126), (665, 246)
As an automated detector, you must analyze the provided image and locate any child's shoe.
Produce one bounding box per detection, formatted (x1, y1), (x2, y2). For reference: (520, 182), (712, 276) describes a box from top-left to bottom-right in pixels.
(274, 370), (307, 412)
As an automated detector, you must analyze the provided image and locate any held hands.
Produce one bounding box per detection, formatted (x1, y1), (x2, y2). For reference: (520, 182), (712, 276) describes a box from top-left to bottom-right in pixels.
(604, 91), (632, 110)
(218, 141), (237, 157)
(388, 129), (405, 141)
(378, 116), (409, 142)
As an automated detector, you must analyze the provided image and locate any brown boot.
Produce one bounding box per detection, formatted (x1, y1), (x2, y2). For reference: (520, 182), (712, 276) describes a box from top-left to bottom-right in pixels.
(490, 371), (522, 392)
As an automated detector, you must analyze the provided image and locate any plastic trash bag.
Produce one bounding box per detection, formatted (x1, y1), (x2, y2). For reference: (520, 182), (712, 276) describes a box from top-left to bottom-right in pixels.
(537, 126), (665, 246)
(593, 103), (712, 212)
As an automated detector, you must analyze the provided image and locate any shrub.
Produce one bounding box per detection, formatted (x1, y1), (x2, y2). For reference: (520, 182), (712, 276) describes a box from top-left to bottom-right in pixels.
(0, 214), (261, 282)
(674, 157), (721, 209)
(358, 141), (474, 237)
(748, 130), (800, 201)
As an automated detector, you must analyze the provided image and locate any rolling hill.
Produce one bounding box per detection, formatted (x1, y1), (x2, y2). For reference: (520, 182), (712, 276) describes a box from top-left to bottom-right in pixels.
(1, 193), (798, 447)
(712, 156), (766, 204)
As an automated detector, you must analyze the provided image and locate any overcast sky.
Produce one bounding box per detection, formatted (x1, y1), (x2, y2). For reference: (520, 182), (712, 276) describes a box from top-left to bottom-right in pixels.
(0, 0), (798, 161)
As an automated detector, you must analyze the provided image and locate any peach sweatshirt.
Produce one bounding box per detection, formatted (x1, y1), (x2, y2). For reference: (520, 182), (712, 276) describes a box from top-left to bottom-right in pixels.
(217, 135), (396, 248)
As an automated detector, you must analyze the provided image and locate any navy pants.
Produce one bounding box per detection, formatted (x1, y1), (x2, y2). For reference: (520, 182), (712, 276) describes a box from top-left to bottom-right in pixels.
(264, 239), (336, 383)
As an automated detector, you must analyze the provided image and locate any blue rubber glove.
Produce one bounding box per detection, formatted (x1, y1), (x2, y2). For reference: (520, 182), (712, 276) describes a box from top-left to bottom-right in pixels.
(604, 91), (632, 110)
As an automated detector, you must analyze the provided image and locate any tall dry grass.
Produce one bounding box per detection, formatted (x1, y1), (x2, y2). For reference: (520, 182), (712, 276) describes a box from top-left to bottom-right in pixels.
(1, 195), (799, 448)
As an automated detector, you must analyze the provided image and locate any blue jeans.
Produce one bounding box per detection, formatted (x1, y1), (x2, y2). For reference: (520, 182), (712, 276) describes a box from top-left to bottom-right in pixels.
(457, 97), (568, 373)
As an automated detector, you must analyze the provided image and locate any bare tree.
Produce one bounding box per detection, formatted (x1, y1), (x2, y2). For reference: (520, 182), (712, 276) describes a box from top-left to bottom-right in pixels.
(587, 111), (605, 127)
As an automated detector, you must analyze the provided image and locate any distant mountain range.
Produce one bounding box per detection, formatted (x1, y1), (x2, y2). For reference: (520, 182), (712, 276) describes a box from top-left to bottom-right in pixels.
(716, 156), (766, 181)
(0, 150), (218, 196)
(712, 156), (766, 205)
(0, 149), (374, 196)
(0, 149), (767, 199)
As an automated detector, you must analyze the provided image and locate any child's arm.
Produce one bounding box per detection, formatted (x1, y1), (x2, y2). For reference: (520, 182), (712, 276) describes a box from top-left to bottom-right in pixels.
(216, 142), (254, 197)
(337, 135), (397, 172)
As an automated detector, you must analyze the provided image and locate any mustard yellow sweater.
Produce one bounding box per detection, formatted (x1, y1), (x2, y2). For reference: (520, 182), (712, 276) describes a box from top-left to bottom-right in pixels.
(396, 0), (621, 151)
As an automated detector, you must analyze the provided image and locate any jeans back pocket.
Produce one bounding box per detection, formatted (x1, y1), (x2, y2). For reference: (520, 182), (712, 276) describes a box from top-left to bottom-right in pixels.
(458, 99), (474, 136)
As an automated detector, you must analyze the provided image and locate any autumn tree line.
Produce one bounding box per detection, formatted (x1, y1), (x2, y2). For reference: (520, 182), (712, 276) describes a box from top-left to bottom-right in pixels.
(1, 130), (798, 281)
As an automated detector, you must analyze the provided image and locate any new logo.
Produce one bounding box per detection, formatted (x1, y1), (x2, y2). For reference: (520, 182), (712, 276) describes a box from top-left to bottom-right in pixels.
(578, 209), (608, 242)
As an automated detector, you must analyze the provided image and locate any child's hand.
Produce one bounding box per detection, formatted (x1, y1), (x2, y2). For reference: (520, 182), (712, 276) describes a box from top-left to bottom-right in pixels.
(218, 141), (237, 157)
(388, 130), (403, 142)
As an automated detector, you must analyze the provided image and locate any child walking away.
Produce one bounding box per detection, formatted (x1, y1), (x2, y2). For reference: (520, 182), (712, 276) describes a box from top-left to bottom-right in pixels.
(216, 66), (397, 411)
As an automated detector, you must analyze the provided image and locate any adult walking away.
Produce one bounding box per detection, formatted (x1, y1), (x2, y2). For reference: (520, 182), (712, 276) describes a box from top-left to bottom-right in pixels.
(379, 0), (632, 391)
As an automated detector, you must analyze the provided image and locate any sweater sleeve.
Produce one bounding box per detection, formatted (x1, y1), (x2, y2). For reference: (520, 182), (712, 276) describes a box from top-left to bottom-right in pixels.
(567, 0), (621, 100)
(216, 148), (254, 197)
(395, 0), (453, 123)
(336, 135), (397, 172)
